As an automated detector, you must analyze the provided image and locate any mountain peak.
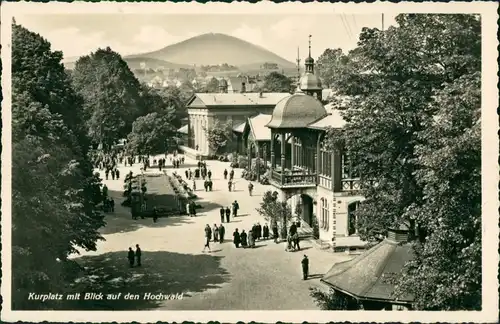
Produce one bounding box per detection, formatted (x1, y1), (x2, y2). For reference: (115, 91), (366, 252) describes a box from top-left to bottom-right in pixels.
(127, 33), (295, 68)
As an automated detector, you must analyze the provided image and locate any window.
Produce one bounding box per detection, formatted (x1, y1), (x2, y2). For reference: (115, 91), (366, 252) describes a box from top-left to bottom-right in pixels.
(342, 152), (360, 179)
(320, 198), (329, 231)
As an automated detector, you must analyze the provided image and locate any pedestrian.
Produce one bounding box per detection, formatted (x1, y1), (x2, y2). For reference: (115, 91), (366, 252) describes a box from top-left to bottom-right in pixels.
(185, 170), (189, 179)
(248, 230), (255, 248)
(301, 255), (309, 280)
(232, 200), (239, 217)
(272, 223), (279, 243)
(293, 232), (301, 251)
(193, 179), (197, 191)
(248, 182), (254, 196)
(152, 207), (158, 223)
(290, 222), (298, 236)
(208, 180), (213, 191)
(219, 224), (225, 243)
(252, 224), (258, 242)
(220, 207), (225, 223)
(135, 244), (142, 267)
(203, 224), (212, 252)
(105, 169), (109, 180)
(186, 201), (191, 216)
(263, 223), (269, 240)
(257, 222), (262, 240)
(204, 180), (209, 192)
(232, 181), (236, 191)
(286, 234), (293, 252)
(228, 180), (232, 192)
(102, 184), (109, 199)
(207, 170), (212, 180)
(189, 169), (193, 180)
(223, 169), (228, 180)
(229, 169), (234, 181)
(115, 168), (120, 180)
(233, 228), (240, 248)
(109, 197), (115, 212)
(213, 224), (219, 242)
(191, 201), (197, 217)
(225, 206), (231, 223)
(127, 247), (135, 267)
(240, 230), (248, 248)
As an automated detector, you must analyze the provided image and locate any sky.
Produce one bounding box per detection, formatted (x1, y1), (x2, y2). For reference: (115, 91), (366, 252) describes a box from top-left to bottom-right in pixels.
(15, 14), (397, 62)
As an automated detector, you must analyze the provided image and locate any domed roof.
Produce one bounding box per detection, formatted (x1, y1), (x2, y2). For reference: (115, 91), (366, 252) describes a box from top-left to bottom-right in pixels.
(305, 56), (314, 64)
(267, 93), (327, 129)
(300, 72), (322, 90)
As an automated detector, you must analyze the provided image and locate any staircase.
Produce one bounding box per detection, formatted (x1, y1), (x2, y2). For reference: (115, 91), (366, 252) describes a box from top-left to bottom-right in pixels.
(297, 221), (314, 239)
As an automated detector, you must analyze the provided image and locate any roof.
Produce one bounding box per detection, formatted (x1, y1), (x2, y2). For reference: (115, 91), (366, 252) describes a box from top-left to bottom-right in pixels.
(248, 114), (272, 141)
(300, 72), (322, 90)
(267, 93), (327, 129)
(177, 125), (188, 134)
(187, 92), (290, 108)
(308, 110), (346, 130)
(321, 239), (415, 303)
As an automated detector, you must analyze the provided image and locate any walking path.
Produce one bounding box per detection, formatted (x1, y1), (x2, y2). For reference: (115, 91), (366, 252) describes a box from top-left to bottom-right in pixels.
(71, 155), (353, 310)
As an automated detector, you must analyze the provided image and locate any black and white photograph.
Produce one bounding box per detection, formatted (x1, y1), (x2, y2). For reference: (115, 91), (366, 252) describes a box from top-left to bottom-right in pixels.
(1, 2), (498, 323)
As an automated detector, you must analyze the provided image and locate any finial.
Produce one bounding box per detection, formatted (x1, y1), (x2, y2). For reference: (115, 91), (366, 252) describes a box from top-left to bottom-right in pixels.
(308, 34), (312, 58)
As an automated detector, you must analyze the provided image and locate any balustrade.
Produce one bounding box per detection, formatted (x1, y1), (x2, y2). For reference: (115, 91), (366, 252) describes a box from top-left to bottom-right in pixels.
(270, 170), (316, 187)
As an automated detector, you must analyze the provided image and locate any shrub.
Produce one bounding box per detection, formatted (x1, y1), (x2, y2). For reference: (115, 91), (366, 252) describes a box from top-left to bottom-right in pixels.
(238, 155), (248, 169)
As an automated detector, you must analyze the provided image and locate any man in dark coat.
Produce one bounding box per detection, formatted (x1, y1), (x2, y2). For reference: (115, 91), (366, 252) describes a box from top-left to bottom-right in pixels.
(207, 170), (212, 180)
(223, 169), (228, 180)
(219, 224), (225, 243)
(135, 244), (142, 267)
(105, 169), (109, 180)
(272, 223), (279, 243)
(290, 222), (298, 236)
(185, 170), (189, 179)
(232, 200), (239, 217)
(228, 180), (232, 192)
(229, 169), (235, 181)
(257, 222), (262, 240)
(128, 247), (135, 267)
(263, 223), (269, 240)
(301, 255), (309, 280)
(220, 207), (225, 223)
(225, 206), (231, 223)
(115, 169), (120, 180)
(208, 180), (213, 191)
(251, 224), (258, 241)
(233, 228), (240, 248)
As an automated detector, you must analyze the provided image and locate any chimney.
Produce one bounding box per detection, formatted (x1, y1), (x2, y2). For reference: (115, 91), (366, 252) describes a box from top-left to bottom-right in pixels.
(241, 82), (246, 93)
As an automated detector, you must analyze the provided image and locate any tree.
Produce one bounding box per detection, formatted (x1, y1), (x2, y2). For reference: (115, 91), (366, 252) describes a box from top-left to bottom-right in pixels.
(203, 77), (220, 93)
(394, 71), (481, 310)
(256, 190), (293, 238)
(322, 14), (481, 310)
(309, 288), (359, 310)
(203, 119), (233, 154)
(316, 48), (348, 89)
(261, 71), (293, 92)
(12, 23), (105, 309)
(71, 47), (143, 152)
(126, 111), (177, 156)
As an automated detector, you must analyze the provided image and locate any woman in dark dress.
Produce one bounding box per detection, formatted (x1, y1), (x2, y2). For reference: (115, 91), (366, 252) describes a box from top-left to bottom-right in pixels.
(233, 229), (241, 248)
(240, 230), (248, 248)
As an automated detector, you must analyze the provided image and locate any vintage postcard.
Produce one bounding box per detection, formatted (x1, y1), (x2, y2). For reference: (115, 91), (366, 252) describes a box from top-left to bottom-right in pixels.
(1, 1), (498, 323)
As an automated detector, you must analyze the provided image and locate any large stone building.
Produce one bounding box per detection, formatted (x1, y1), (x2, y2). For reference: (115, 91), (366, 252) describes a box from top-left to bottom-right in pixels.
(183, 42), (365, 249)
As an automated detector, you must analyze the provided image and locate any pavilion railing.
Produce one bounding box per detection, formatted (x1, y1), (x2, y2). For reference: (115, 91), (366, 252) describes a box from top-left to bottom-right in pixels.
(341, 178), (378, 191)
(271, 170), (317, 187)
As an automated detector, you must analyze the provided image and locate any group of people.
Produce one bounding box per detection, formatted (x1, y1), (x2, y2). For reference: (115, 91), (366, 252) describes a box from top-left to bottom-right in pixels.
(218, 200), (239, 223)
(127, 244), (142, 267)
(186, 200), (197, 217)
(104, 168), (120, 180)
(230, 222), (270, 249)
(203, 223), (227, 252)
(202, 179), (214, 191)
(286, 222), (302, 252)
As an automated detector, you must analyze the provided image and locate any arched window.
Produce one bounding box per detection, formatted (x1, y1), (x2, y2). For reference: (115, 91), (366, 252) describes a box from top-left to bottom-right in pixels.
(347, 201), (360, 236)
(320, 198), (329, 231)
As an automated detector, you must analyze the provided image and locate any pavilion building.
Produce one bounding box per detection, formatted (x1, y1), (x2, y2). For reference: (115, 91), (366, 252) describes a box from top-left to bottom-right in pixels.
(182, 38), (367, 249)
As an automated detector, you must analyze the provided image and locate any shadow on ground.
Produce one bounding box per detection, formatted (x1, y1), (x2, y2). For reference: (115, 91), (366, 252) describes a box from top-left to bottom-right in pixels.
(61, 251), (230, 310)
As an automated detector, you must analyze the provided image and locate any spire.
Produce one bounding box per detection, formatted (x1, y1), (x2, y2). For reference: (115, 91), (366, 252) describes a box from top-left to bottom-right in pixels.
(308, 34), (312, 58)
(305, 34), (314, 73)
(296, 47), (301, 86)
